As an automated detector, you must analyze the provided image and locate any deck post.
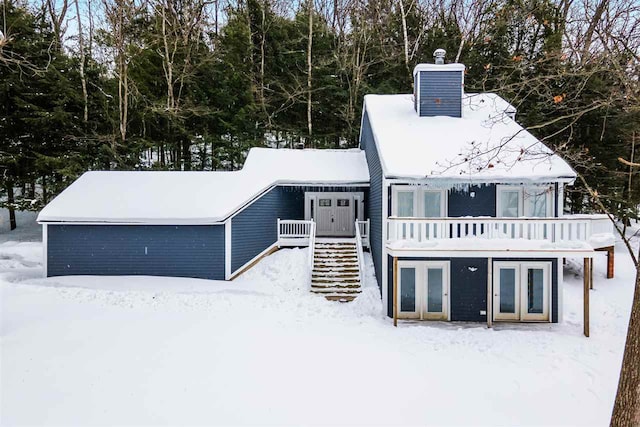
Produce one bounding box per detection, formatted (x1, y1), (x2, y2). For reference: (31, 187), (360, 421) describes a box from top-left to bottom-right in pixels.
(393, 257), (398, 327)
(584, 257), (590, 337)
(607, 246), (615, 279)
(590, 257), (594, 290)
(487, 257), (493, 329)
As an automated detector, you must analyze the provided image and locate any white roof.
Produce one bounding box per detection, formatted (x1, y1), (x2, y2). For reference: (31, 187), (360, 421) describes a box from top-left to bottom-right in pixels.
(364, 93), (576, 183)
(37, 148), (369, 224)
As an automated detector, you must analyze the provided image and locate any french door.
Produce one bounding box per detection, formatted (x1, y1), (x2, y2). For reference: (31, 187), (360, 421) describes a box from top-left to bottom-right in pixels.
(397, 261), (449, 320)
(493, 262), (551, 322)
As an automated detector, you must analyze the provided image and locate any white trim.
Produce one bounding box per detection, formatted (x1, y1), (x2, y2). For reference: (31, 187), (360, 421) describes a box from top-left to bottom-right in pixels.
(225, 219), (232, 280)
(493, 261), (552, 322)
(558, 257), (564, 323)
(38, 220), (227, 226)
(229, 242), (279, 280)
(396, 260), (451, 321)
(413, 63), (466, 73)
(382, 176), (389, 316)
(496, 184), (523, 217)
(558, 184), (565, 217)
(387, 247), (594, 259)
(42, 223), (48, 278)
(390, 185), (448, 217)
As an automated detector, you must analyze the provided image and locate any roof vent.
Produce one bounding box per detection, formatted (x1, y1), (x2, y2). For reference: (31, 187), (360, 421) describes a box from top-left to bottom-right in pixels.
(434, 48), (446, 64)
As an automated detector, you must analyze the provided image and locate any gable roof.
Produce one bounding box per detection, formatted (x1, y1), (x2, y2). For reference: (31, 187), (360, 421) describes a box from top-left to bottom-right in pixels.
(363, 93), (576, 183)
(37, 148), (369, 224)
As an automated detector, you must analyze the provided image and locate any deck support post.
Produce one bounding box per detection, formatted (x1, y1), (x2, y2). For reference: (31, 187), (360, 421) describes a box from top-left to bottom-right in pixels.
(584, 257), (590, 337)
(590, 257), (594, 290)
(487, 257), (492, 329)
(606, 246), (614, 279)
(393, 257), (398, 327)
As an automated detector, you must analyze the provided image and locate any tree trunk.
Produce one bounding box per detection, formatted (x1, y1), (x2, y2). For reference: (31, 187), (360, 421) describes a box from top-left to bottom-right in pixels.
(306, 0), (313, 146)
(75, 0), (88, 122)
(6, 181), (16, 230)
(611, 260), (640, 426)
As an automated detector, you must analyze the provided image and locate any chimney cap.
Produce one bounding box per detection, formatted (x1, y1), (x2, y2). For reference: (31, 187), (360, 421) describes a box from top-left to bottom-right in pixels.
(434, 48), (446, 64)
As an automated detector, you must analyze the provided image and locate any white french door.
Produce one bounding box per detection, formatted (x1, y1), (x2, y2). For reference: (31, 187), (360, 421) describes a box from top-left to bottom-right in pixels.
(493, 262), (551, 322)
(397, 261), (450, 321)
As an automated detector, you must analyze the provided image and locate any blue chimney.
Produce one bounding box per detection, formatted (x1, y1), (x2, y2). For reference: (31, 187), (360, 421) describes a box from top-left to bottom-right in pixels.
(413, 49), (465, 118)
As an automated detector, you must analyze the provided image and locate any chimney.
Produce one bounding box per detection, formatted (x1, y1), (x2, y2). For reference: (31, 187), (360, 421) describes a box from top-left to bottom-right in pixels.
(413, 49), (465, 118)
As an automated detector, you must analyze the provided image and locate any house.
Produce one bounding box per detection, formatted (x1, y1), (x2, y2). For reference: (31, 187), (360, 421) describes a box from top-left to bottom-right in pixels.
(37, 51), (615, 334)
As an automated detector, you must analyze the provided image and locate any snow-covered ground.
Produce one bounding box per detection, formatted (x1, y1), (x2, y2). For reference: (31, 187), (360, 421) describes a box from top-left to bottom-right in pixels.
(1, 210), (634, 426)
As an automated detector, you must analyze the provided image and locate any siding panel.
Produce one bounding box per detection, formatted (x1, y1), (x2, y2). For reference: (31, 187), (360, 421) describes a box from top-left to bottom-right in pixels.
(419, 71), (462, 118)
(47, 224), (225, 280)
(448, 184), (496, 217)
(360, 112), (384, 296)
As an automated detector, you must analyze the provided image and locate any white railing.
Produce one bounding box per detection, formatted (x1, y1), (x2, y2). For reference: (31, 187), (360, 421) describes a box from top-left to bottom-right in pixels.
(387, 215), (613, 245)
(354, 220), (365, 286)
(357, 219), (370, 248)
(277, 219), (315, 247)
(308, 221), (316, 270)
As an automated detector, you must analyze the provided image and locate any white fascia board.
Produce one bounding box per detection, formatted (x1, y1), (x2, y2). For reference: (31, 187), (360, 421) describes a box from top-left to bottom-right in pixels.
(386, 247), (594, 259)
(37, 220), (227, 225)
(413, 63), (466, 74)
(42, 223), (48, 278)
(225, 219), (232, 280)
(363, 99), (390, 177)
(384, 176), (577, 186)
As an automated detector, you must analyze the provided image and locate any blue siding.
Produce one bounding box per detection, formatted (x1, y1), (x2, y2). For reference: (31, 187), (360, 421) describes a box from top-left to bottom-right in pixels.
(47, 224), (225, 280)
(231, 186), (297, 273)
(387, 256), (558, 323)
(360, 111), (384, 294)
(231, 185), (369, 274)
(448, 185), (496, 217)
(419, 71), (462, 117)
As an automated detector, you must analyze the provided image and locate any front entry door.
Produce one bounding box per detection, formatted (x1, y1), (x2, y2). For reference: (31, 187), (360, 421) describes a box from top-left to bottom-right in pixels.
(313, 194), (355, 237)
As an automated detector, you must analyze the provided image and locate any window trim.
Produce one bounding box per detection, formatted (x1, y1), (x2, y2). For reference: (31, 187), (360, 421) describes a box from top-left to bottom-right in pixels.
(496, 184), (555, 218)
(493, 261), (552, 322)
(397, 260), (450, 320)
(496, 185), (524, 218)
(392, 185), (448, 218)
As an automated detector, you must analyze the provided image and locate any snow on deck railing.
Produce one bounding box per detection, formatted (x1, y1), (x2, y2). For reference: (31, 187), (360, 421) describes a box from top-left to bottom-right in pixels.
(357, 219), (370, 248)
(354, 220), (365, 286)
(387, 215), (613, 246)
(277, 219), (315, 248)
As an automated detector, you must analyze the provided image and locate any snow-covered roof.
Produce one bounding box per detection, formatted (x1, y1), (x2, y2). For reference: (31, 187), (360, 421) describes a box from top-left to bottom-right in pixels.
(363, 93), (576, 183)
(37, 148), (369, 224)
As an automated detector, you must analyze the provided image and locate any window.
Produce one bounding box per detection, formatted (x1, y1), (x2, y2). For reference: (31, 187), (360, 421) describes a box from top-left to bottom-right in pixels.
(524, 186), (553, 217)
(498, 188), (521, 217)
(497, 185), (554, 218)
(396, 190), (415, 217)
(493, 261), (551, 322)
(337, 199), (350, 207)
(393, 186), (446, 217)
(318, 199), (332, 207)
(423, 190), (444, 217)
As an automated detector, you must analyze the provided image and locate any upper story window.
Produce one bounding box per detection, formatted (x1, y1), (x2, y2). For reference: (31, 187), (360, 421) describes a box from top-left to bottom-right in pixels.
(496, 185), (554, 218)
(392, 186), (446, 217)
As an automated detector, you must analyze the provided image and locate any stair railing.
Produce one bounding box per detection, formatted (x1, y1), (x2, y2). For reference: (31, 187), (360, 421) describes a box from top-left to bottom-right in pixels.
(308, 220), (317, 270)
(354, 220), (365, 287)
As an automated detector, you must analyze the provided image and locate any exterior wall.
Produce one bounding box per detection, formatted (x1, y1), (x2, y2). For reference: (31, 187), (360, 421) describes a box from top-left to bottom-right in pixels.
(47, 224), (225, 280)
(359, 111), (384, 293)
(231, 185), (369, 275)
(387, 255), (558, 323)
(448, 185), (496, 217)
(418, 70), (463, 118)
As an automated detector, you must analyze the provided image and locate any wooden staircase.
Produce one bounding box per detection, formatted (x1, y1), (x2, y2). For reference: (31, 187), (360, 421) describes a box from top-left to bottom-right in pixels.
(311, 239), (362, 302)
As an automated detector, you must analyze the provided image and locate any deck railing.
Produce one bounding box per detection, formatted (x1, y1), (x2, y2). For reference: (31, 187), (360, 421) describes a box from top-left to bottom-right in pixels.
(386, 214), (613, 245)
(354, 220), (365, 286)
(357, 219), (370, 248)
(277, 219), (315, 247)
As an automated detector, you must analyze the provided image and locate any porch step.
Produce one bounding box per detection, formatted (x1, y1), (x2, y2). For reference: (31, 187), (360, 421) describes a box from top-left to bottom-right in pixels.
(311, 238), (362, 302)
